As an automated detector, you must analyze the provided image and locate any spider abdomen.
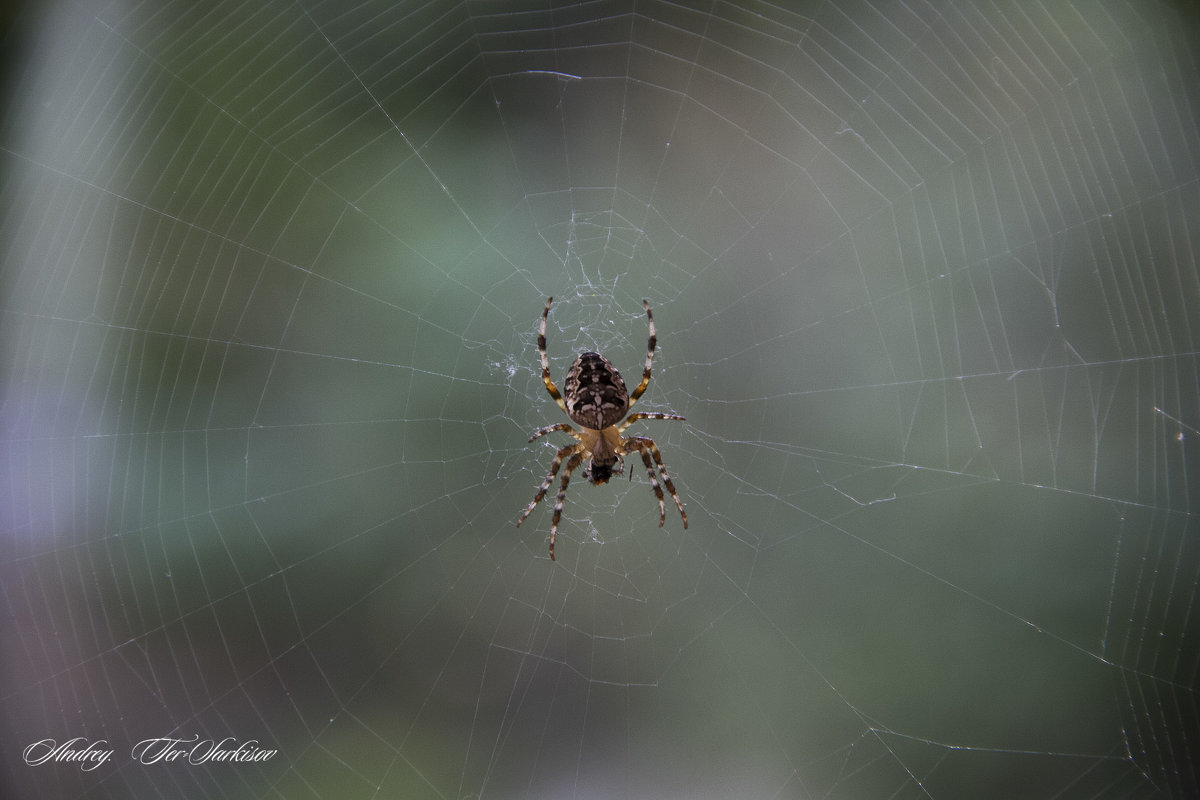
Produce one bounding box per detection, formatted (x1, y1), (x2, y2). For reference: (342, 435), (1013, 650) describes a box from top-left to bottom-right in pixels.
(564, 351), (629, 430)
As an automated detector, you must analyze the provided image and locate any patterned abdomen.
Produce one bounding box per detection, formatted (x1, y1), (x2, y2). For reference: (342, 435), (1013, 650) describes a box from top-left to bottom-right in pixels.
(563, 351), (629, 430)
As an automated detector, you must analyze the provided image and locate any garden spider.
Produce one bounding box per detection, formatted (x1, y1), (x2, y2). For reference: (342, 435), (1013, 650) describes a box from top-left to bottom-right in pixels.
(516, 297), (688, 560)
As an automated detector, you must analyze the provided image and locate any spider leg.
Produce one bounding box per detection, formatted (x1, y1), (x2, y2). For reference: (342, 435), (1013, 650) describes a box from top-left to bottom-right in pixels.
(537, 297), (570, 416)
(626, 300), (657, 408)
(516, 442), (582, 529)
(627, 436), (688, 529)
(636, 448), (666, 526)
(617, 411), (684, 435)
(528, 422), (578, 443)
(549, 452), (585, 561)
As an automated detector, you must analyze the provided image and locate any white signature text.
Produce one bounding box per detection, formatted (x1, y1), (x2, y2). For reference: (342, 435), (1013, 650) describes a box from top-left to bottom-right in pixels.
(22, 738), (115, 772)
(23, 735), (278, 770)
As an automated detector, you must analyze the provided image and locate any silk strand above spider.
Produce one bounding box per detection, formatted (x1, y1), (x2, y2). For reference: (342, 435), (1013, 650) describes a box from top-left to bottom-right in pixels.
(516, 297), (688, 560)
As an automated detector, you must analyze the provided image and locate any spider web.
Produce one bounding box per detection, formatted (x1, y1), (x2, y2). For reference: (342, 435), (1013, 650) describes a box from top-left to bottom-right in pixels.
(2, 0), (1199, 798)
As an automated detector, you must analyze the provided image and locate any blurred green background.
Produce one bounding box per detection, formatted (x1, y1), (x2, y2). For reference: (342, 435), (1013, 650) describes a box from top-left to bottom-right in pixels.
(2, 1), (1198, 798)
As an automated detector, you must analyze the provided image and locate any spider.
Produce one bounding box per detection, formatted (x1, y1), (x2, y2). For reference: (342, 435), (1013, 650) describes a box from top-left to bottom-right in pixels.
(516, 297), (688, 560)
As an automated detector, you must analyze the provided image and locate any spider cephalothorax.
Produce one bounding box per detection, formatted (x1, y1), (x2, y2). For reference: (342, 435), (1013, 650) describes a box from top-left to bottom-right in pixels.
(516, 297), (688, 560)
